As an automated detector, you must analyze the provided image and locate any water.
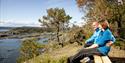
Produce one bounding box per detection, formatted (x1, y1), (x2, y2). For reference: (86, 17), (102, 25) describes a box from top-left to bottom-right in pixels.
(0, 39), (21, 63)
(38, 38), (48, 44)
(0, 29), (10, 32)
(0, 38), (48, 63)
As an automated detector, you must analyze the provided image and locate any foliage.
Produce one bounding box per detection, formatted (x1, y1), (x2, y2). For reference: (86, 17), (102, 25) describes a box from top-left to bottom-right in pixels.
(10, 27), (43, 34)
(17, 38), (45, 63)
(39, 8), (72, 47)
(114, 38), (125, 50)
(76, 0), (125, 38)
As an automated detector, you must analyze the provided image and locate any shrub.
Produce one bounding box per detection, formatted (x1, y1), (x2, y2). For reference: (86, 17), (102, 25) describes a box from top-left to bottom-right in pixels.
(17, 38), (45, 63)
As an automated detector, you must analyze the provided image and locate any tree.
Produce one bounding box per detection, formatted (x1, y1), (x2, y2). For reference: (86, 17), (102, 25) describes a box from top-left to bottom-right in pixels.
(76, 0), (125, 38)
(17, 38), (45, 63)
(39, 8), (72, 47)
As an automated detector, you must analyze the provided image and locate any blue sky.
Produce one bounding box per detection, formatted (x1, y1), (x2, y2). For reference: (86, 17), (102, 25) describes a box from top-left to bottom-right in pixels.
(0, 0), (85, 27)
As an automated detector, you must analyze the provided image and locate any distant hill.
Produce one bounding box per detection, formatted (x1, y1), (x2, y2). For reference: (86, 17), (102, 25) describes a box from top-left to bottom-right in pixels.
(0, 27), (16, 29)
(0, 26), (42, 29)
(8, 26), (54, 34)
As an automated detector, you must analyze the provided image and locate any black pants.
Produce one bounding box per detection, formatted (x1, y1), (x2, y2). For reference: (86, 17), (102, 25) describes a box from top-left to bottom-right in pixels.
(67, 48), (103, 63)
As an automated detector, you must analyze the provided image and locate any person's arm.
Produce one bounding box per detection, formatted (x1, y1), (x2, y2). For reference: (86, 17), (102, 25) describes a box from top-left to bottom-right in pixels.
(106, 41), (113, 47)
(85, 44), (99, 49)
(112, 35), (116, 43)
(86, 40), (113, 49)
(85, 32), (97, 43)
(106, 34), (116, 47)
(95, 30), (112, 47)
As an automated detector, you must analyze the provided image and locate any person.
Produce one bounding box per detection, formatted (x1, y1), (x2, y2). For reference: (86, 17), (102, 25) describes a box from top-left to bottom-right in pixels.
(84, 21), (115, 62)
(84, 21), (115, 48)
(67, 20), (116, 63)
(84, 21), (100, 47)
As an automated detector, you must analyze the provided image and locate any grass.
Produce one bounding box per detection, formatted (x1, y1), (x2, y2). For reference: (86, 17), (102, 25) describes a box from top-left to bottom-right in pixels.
(114, 38), (125, 50)
(24, 43), (81, 63)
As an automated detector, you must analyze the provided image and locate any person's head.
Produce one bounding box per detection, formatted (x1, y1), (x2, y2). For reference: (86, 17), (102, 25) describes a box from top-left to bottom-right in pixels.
(92, 21), (99, 30)
(98, 19), (109, 30)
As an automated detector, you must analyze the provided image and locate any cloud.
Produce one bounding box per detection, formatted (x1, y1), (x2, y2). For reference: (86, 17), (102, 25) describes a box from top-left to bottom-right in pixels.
(0, 20), (41, 27)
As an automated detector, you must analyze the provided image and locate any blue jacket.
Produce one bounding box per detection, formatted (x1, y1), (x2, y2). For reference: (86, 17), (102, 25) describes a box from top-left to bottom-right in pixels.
(86, 28), (115, 44)
(94, 28), (116, 55)
(86, 28), (100, 43)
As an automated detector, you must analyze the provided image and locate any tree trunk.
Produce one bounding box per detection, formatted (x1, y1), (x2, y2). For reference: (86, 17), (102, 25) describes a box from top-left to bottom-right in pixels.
(57, 23), (64, 47)
(57, 27), (59, 43)
(117, 16), (122, 28)
(117, 14), (122, 38)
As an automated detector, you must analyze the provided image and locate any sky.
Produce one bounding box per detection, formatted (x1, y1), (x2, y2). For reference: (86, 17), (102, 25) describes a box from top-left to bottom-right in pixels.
(0, 0), (85, 27)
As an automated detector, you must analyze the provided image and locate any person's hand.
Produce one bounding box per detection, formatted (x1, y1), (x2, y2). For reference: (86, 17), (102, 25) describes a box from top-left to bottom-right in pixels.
(106, 41), (113, 47)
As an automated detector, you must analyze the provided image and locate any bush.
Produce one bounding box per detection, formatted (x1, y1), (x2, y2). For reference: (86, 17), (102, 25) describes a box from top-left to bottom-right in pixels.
(17, 38), (45, 63)
(114, 38), (125, 50)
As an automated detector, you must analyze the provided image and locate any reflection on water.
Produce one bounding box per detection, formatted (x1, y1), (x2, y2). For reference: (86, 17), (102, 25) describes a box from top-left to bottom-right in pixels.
(0, 39), (21, 63)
